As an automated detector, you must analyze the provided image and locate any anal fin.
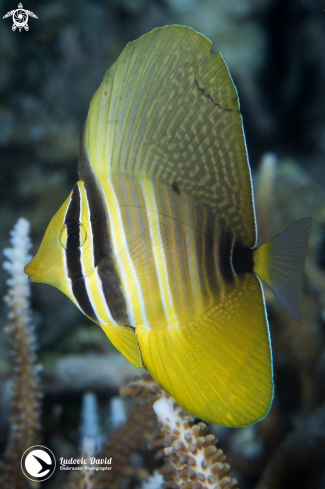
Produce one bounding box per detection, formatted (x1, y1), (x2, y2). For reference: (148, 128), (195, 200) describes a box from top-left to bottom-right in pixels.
(136, 274), (273, 427)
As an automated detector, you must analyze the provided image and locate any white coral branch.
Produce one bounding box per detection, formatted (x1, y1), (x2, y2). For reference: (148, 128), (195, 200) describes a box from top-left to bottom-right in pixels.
(140, 470), (164, 489)
(3, 217), (32, 319)
(0, 218), (42, 487)
(154, 397), (238, 489)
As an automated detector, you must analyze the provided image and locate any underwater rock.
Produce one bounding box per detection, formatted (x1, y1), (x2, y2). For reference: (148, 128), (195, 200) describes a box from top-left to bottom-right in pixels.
(53, 353), (144, 392)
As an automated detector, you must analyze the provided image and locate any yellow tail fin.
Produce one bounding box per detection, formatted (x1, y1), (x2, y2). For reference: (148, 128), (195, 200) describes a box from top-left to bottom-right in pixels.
(253, 217), (312, 324)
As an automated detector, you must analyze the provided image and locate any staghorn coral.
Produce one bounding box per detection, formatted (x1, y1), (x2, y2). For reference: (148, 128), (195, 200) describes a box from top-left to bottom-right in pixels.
(110, 396), (127, 429)
(154, 397), (238, 489)
(140, 470), (165, 489)
(63, 375), (239, 489)
(63, 374), (163, 489)
(64, 392), (101, 489)
(91, 375), (162, 489)
(81, 392), (101, 455)
(0, 218), (42, 489)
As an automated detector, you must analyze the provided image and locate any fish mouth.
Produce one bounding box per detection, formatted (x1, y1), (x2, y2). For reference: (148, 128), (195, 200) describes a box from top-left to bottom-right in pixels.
(24, 262), (35, 281)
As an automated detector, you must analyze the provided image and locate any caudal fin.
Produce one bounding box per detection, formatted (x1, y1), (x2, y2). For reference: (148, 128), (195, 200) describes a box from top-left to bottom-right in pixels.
(253, 218), (312, 324)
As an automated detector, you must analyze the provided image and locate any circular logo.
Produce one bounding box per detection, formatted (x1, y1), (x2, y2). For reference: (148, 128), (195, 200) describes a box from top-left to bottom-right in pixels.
(21, 445), (56, 482)
(13, 9), (28, 28)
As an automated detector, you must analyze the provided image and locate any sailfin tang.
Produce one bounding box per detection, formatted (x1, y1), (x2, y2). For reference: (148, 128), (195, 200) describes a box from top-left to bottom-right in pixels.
(253, 217), (312, 324)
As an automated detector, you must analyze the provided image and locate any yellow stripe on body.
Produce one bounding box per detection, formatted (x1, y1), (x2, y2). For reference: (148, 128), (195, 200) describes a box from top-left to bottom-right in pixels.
(78, 182), (119, 327)
(181, 196), (206, 316)
(116, 177), (168, 328)
(140, 178), (179, 329)
(102, 176), (150, 329)
(160, 185), (191, 319)
(61, 192), (78, 308)
(199, 207), (215, 308)
(156, 184), (214, 322)
(213, 220), (229, 297)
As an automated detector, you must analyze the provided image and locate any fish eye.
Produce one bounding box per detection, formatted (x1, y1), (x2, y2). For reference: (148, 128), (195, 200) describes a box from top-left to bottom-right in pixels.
(58, 222), (87, 250)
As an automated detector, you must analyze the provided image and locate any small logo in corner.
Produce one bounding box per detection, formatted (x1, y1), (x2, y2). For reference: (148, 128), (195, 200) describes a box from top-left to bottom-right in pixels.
(3, 3), (38, 32)
(21, 445), (56, 482)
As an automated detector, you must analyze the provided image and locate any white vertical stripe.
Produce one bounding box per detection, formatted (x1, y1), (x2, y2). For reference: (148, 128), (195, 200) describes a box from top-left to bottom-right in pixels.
(62, 192), (77, 306)
(95, 268), (119, 327)
(102, 176), (150, 330)
(81, 182), (118, 327)
(182, 198), (204, 312)
(140, 179), (179, 329)
(73, 184), (100, 323)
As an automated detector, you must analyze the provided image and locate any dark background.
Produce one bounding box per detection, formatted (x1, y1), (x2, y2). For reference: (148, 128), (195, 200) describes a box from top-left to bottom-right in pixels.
(0, 1), (325, 488)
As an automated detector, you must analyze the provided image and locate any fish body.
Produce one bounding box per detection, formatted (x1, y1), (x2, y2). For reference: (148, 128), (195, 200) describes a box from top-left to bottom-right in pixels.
(24, 25), (312, 426)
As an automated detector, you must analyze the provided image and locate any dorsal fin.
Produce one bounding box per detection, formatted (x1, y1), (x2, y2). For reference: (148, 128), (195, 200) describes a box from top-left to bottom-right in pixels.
(80, 25), (256, 248)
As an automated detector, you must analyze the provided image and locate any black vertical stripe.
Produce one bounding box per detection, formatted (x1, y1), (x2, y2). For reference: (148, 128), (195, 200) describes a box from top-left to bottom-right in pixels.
(65, 184), (80, 224)
(218, 219), (235, 284)
(78, 153), (109, 269)
(65, 184), (97, 322)
(203, 208), (220, 296)
(79, 132), (129, 326)
(232, 243), (254, 275)
(72, 280), (98, 322)
(65, 185), (82, 280)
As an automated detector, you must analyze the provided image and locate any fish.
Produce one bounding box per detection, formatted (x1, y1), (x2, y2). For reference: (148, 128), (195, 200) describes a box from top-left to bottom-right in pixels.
(24, 25), (312, 427)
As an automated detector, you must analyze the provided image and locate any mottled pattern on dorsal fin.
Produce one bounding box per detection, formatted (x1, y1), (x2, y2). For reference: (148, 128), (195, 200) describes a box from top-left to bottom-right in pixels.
(80, 25), (256, 248)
